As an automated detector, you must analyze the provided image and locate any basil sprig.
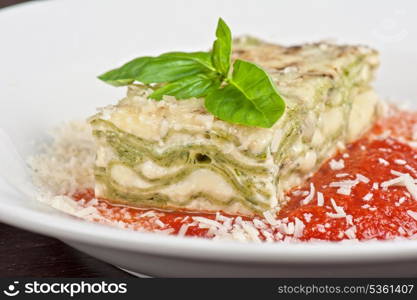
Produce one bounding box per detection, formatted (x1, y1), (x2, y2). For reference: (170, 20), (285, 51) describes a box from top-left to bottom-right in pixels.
(98, 18), (285, 128)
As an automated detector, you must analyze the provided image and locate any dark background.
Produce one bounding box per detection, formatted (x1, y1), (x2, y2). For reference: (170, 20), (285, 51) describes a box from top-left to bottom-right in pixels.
(1, 0), (29, 8)
(0, 0), (131, 277)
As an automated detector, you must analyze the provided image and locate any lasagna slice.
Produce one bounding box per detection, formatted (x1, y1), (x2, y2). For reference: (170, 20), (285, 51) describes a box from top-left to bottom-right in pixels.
(90, 39), (380, 216)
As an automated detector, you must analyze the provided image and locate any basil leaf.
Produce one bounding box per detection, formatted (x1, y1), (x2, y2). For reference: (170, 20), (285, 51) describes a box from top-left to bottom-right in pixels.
(205, 59), (285, 128)
(211, 18), (232, 76)
(135, 52), (214, 84)
(159, 52), (215, 72)
(98, 52), (214, 86)
(149, 73), (220, 100)
(98, 57), (151, 86)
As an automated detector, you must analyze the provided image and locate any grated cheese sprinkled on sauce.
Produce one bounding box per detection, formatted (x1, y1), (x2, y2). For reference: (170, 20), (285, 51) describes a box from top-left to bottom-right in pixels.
(302, 183), (315, 204)
(363, 193), (373, 201)
(394, 159), (407, 165)
(329, 159), (345, 170)
(378, 158), (390, 166)
(407, 210), (417, 221)
(317, 191), (324, 207)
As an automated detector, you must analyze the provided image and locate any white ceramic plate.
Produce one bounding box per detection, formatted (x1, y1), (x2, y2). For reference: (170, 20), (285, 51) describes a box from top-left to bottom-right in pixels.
(1, 0), (417, 277)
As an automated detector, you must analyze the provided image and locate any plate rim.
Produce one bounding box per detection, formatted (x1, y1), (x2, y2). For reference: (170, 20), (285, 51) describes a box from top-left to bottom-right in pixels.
(1, 198), (417, 264)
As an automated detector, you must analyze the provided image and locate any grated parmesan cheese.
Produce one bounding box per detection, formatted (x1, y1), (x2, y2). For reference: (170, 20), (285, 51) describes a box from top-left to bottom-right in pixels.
(155, 219), (166, 228)
(302, 183), (315, 204)
(286, 222), (295, 235)
(27, 121), (96, 195)
(326, 198), (347, 218)
(394, 159), (407, 165)
(363, 193), (373, 201)
(381, 171), (417, 201)
(398, 226), (406, 235)
(407, 210), (417, 221)
(178, 224), (190, 236)
(293, 217), (305, 238)
(346, 215), (353, 226)
(344, 226), (357, 239)
(378, 158), (389, 166)
(356, 174), (370, 183)
(263, 210), (278, 226)
(405, 165), (417, 174)
(336, 173), (349, 178)
(329, 159), (345, 170)
(303, 213), (313, 223)
(317, 191), (324, 206)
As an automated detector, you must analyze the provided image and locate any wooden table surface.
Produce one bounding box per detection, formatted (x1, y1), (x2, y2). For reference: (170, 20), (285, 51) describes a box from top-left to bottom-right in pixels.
(0, 0), (132, 278)
(0, 223), (132, 277)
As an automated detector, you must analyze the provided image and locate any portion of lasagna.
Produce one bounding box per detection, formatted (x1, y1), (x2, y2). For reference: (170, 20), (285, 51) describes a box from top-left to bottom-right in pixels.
(90, 39), (380, 216)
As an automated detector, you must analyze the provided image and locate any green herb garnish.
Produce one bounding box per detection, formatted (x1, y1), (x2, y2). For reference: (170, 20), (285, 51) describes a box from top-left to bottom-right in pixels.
(98, 18), (285, 128)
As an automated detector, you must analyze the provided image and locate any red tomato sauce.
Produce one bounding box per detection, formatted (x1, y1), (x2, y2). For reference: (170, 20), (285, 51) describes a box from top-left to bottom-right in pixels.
(73, 109), (417, 242)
